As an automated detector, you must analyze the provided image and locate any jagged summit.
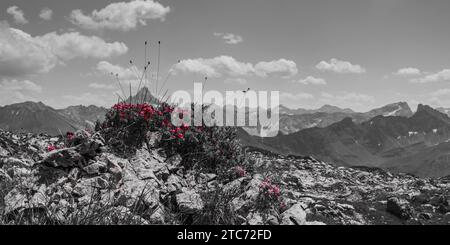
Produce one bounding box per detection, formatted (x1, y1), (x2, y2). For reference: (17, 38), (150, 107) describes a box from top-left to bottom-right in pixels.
(411, 104), (450, 128)
(126, 87), (159, 104)
(365, 102), (413, 118)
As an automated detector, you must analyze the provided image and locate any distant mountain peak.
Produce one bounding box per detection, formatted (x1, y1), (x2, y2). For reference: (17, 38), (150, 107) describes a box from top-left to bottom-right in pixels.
(318, 104), (355, 114)
(319, 104), (340, 110)
(127, 87), (158, 104)
(416, 104), (434, 113)
(365, 101), (413, 118)
(414, 104), (447, 118)
(409, 104), (450, 130)
(3, 101), (52, 112)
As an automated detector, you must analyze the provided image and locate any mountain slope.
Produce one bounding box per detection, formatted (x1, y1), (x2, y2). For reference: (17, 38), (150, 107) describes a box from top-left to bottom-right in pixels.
(278, 104), (354, 115)
(364, 102), (413, 118)
(267, 102), (414, 135)
(0, 102), (81, 135)
(58, 105), (108, 127)
(437, 107), (450, 117)
(382, 141), (450, 178)
(240, 104), (450, 177)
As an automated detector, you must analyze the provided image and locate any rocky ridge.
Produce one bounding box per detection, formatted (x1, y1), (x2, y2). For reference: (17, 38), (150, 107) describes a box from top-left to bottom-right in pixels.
(0, 129), (449, 225)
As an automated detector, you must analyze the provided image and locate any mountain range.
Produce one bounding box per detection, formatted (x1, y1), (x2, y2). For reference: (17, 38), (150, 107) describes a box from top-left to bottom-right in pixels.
(1, 89), (449, 178)
(244, 102), (414, 136)
(239, 104), (450, 178)
(278, 104), (355, 115)
(0, 101), (107, 135)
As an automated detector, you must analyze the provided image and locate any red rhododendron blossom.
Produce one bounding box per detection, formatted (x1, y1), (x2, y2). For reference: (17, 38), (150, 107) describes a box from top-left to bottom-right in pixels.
(112, 103), (159, 121)
(181, 124), (190, 131)
(47, 145), (57, 152)
(162, 119), (171, 127)
(66, 132), (75, 141)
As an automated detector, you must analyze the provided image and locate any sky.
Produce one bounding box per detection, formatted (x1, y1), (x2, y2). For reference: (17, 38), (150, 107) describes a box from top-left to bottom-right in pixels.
(1, 0), (450, 112)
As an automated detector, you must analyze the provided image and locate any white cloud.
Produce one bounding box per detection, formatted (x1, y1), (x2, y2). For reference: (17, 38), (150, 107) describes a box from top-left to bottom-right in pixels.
(37, 32), (128, 60)
(254, 59), (298, 78)
(175, 56), (253, 78)
(316, 58), (366, 74)
(69, 0), (171, 31)
(410, 69), (450, 83)
(0, 23), (58, 76)
(39, 8), (53, 21)
(291, 76), (326, 85)
(214, 32), (243, 44)
(6, 6), (28, 25)
(394, 67), (421, 76)
(224, 78), (247, 84)
(174, 56), (298, 78)
(0, 23), (128, 77)
(88, 82), (116, 90)
(0, 79), (42, 105)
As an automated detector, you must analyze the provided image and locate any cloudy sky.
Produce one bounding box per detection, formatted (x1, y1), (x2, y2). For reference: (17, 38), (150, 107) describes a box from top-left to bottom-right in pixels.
(1, 0), (450, 111)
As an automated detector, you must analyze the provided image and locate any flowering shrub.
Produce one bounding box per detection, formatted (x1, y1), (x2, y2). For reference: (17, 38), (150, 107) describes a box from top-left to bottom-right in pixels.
(101, 103), (169, 152)
(256, 177), (283, 211)
(100, 101), (249, 177)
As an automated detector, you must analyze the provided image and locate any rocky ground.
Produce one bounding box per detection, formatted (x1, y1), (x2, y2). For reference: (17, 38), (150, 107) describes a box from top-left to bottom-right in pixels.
(0, 129), (449, 225)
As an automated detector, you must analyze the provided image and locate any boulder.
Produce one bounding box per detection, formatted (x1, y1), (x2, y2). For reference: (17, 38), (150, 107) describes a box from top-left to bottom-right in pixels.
(4, 188), (28, 215)
(148, 206), (166, 224)
(197, 173), (217, 184)
(176, 190), (204, 214)
(266, 214), (280, 225)
(105, 153), (128, 169)
(76, 133), (104, 157)
(68, 167), (80, 181)
(40, 148), (85, 168)
(83, 161), (107, 175)
(0, 146), (8, 157)
(0, 168), (12, 183)
(166, 174), (184, 193)
(281, 203), (307, 225)
(386, 197), (413, 220)
(73, 177), (109, 200)
(2, 157), (30, 168)
(135, 168), (158, 181)
(29, 184), (48, 208)
(166, 154), (182, 167)
(246, 212), (264, 225)
(119, 178), (160, 210)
